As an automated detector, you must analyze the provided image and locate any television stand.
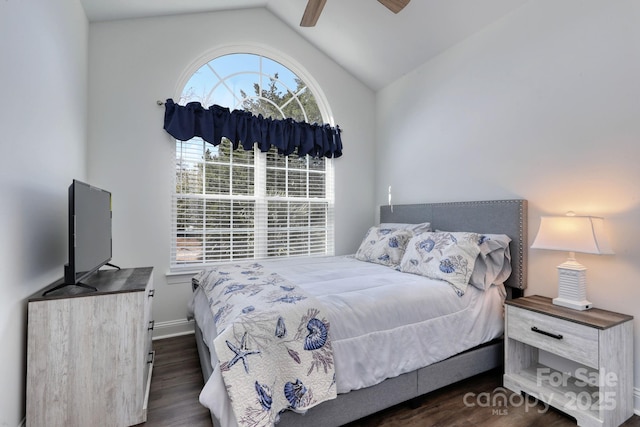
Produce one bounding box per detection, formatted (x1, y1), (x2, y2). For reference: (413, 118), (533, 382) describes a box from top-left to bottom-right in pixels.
(42, 281), (98, 297)
(105, 262), (121, 270)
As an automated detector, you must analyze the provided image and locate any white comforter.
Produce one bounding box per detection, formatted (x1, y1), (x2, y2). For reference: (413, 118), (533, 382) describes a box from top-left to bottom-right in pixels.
(190, 255), (506, 427)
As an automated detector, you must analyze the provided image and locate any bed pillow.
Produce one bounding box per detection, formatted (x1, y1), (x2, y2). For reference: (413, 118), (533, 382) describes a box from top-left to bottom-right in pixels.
(399, 231), (482, 295)
(469, 234), (512, 290)
(378, 222), (432, 234)
(356, 226), (413, 267)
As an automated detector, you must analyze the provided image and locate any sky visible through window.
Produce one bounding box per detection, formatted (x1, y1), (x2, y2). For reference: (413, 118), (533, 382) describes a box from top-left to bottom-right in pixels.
(181, 53), (301, 112)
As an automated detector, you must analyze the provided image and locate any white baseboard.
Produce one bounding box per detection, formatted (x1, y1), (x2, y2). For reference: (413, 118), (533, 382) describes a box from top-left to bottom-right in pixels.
(635, 387), (640, 416)
(152, 318), (195, 340)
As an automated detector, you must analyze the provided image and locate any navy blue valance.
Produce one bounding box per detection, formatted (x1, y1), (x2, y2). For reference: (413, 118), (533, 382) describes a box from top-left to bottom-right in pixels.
(163, 99), (342, 158)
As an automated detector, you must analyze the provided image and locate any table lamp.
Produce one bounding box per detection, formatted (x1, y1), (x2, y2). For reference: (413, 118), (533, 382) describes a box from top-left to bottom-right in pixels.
(531, 213), (613, 310)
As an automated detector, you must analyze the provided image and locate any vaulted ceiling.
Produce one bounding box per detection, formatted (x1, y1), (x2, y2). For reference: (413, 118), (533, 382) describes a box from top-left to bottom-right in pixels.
(80, 0), (529, 90)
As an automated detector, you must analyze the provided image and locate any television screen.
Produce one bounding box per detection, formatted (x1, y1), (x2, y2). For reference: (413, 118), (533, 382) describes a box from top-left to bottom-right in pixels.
(65, 179), (112, 285)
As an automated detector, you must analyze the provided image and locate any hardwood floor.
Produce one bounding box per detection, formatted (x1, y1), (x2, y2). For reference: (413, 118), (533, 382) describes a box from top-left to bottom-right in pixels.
(143, 334), (640, 427)
(142, 334), (213, 427)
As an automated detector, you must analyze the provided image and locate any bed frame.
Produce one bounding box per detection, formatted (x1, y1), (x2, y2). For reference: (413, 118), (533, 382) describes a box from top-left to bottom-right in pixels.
(193, 199), (528, 427)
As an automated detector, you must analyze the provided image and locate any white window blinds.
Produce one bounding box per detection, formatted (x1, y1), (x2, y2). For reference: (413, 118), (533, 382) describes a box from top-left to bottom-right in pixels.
(172, 137), (334, 269)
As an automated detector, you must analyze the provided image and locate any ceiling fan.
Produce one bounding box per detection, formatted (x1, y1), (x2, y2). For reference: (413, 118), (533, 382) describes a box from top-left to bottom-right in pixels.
(300, 0), (411, 27)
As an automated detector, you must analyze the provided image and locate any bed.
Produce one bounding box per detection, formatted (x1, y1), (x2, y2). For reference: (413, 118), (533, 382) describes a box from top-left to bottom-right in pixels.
(189, 199), (528, 427)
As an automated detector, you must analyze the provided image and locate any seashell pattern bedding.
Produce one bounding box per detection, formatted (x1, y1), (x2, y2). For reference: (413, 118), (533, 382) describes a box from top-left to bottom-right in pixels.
(193, 263), (337, 427)
(190, 255), (506, 427)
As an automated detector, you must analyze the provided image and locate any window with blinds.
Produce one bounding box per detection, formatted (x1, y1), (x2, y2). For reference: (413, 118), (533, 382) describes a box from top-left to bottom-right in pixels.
(171, 53), (334, 269)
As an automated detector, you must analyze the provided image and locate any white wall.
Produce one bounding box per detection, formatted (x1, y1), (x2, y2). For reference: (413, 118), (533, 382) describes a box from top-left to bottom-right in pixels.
(0, 0), (88, 425)
(87, 9), (375, 335)
(377, 0), (640, 395)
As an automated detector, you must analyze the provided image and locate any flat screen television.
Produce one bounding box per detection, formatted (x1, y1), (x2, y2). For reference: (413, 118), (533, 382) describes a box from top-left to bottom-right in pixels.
(44, 179), (113, 296)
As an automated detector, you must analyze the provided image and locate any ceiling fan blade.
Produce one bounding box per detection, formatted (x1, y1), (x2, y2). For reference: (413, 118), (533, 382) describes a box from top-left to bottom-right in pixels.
(378, 0), (410, 14)
(300, 0), (327, 27)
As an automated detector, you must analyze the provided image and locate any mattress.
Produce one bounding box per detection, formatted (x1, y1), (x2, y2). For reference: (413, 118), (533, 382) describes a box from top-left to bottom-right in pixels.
(189, 255), (506, 427)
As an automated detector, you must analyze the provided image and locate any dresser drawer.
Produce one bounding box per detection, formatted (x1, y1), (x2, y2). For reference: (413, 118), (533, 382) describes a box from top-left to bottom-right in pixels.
(506, 305), (599, 368)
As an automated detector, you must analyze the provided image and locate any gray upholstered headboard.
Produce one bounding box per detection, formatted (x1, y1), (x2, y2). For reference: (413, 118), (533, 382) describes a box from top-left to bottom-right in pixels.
(380, 199), (527, 294)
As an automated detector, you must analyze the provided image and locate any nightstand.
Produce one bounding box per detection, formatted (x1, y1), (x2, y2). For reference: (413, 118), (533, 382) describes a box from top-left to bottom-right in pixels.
(503, 295), (633, 427)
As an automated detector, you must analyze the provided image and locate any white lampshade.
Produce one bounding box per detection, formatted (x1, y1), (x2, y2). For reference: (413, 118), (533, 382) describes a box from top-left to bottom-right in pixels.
(531, 215), (613, 311)
(531, 216), (613, 255)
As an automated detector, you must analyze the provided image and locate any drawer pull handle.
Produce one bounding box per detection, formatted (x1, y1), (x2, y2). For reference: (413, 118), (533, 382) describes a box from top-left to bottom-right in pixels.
(148, 289), (155, 298)
(148, 320), (155, 331)
(147, 351), (155, 364)
(531, 326), (563, 340)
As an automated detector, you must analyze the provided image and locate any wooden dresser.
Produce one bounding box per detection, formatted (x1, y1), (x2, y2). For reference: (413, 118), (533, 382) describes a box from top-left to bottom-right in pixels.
(26, 267), (155, 427)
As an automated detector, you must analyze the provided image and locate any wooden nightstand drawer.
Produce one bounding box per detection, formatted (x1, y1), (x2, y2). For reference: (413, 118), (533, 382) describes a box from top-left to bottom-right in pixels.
(507, 305), (598, 368)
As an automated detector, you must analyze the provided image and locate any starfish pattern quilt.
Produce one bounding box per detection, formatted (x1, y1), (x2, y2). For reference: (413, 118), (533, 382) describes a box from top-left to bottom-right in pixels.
(195, 263), (337, 427)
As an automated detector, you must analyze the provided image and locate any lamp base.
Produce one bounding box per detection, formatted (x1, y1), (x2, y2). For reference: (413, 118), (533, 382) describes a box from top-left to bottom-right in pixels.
(554, 256), (592, 311)
(552, 297), (592, 311)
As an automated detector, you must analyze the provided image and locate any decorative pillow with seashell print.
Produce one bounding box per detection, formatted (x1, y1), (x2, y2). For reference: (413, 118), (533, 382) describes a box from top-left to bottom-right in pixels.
(355, 226), (413, 268)
(400, 231), (483, 295)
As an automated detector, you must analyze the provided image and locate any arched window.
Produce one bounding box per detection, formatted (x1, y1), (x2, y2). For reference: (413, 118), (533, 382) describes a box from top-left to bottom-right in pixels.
(171, 53), (334, 268)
